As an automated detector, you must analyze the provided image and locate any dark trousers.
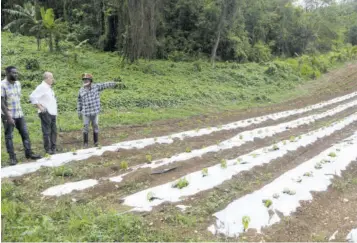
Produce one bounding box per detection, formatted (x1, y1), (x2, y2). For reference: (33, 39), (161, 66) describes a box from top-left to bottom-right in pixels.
(1, 115), (32, 157)
(39, 111), (57, 152)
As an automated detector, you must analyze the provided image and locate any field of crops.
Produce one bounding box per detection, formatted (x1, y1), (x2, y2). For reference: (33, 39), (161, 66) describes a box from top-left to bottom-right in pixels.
(2, 77), (357, 241)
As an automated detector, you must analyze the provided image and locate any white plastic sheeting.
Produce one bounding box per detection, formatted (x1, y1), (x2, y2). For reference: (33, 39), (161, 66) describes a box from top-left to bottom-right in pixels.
(2, 91), (357, 179)
(208, 133), (357, 237)
(121, 112), (357, 211)
(40, 101), (357, 197)
(41, 179), (98, 197)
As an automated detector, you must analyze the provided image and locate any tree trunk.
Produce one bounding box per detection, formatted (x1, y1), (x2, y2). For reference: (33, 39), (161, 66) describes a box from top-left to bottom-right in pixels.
(37, 36), (40, 51)
(211, 29), (221, 68)
(211, 1), (228, 68)
(49, 32), (53, 52)
(63, 0), (68, 22)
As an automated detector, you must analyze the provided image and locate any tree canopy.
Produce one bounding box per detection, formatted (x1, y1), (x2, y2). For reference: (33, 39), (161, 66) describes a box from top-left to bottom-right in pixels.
(2, 0), (357, 62)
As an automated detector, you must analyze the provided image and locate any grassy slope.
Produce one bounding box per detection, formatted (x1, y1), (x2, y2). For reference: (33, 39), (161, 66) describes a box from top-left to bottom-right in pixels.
(0, 31), (316, 162)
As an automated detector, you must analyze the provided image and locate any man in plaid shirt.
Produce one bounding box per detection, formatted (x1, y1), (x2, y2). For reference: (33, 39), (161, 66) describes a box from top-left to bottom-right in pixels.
(1, 66), (42, 165)
(77, 73), (118, 147)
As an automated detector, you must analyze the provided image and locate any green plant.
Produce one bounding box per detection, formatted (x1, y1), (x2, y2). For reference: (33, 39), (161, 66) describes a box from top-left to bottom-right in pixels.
(220, 159), (227, 169)
(289, 136), (296, 142)
(202, 168), (208, 177)
(239, 135), (243, 140)
(185, 147), (191, 153)
(250, 153), (259, 158)
(146, 154), (152, 163)
(283, 188), (296, 195)
(120, 161), (128, 170)
(235, 158), (243, 165)
(242, 216), (251, 232)
(303, 171), (313, 177)
(272, 144), (279, 151)
(263, 199), (272, 208)
(71, 148), (77, 155)
(53, 166), (73, 177)
(273, 193), (280, 199)
(328, 152), (337, 157)
(314, 162), (323, 169)
(321, 159), (331, 164)
(44, 153), (51, 160)
(172, 178), (189, 189)
(283, 141), (287, 145)
(147, 192), (155, 201)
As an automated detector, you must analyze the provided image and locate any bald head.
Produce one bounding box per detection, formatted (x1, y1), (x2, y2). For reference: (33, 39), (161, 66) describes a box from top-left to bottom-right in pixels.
(43, 72), (55, 85)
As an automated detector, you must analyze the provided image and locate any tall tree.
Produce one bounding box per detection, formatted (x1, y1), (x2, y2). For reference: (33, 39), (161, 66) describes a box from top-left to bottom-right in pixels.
(3, 3), (43, 50)
(211, 0), (238, 67)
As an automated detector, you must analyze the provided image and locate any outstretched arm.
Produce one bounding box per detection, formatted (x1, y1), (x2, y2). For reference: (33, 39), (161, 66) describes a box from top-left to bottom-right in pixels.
(96, 82), (117, 91)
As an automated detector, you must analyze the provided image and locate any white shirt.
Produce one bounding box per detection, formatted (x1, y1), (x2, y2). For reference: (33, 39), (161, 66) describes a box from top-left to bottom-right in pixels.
(29, 81), (58, 115)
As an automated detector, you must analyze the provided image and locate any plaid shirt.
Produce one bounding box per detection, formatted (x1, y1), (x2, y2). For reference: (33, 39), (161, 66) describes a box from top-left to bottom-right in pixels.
(77, 82), (117, 116)
(1, 79), (24, 118)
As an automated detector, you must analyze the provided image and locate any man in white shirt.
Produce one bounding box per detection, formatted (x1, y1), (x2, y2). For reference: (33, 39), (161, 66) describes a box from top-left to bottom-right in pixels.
(30, 72), (58, 154)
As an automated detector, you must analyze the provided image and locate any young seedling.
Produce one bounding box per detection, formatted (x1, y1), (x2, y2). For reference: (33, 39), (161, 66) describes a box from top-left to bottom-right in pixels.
(250, 153), (259, 158)
(273, 193), (280, 199)
(294, 177), (302, 183)
(283, 188), (296, 195)
(53, 166), (73, 177)
(154, 138), (158, 142)
(242, 216), (251, 232)
(71, 148), (77, 155)
(303, 171), (313, 177)
(185, 147), (191, 153)
(202, 168), (208, 177)
(272, 144), (279, 151)
(147, 192), (155, 201)
(321, 159), (331, 164)
(262, 199), (273, 208)
(146, 154), (152, 163)
(220, 159), (227, 169)
(172, 178), (189, 189)
(289, 136), (296, 142)
(235, 158), (243, 165)
(283, 141), (287, 145)
(239, 135), (243, 140)
(298, 135), (302, 139)
(120, 161), (128, 170)
(328, 152), (337, 157)
(314, 162), (323, 170)
(44, 153), (51, 160)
